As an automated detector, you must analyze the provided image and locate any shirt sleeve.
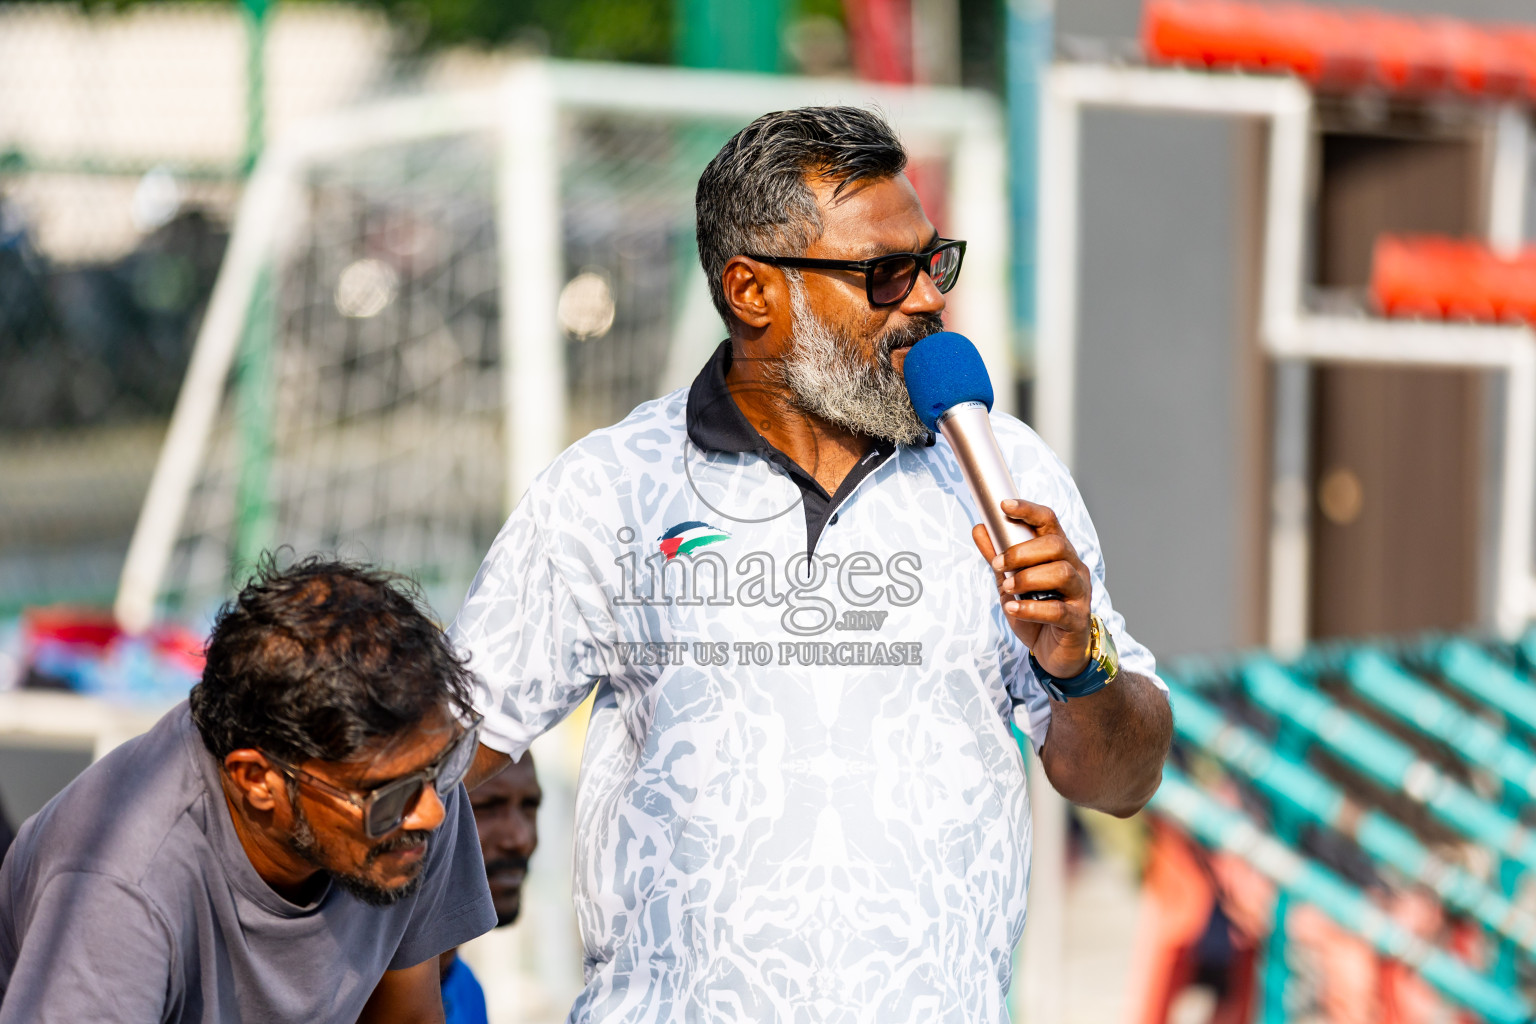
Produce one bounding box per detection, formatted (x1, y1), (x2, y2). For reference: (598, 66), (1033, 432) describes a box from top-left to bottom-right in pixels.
(389, 784), (497, 971)
(999, 427), (1165, 753)
(450, 491), (609, 760)
(0, 871), (174, 1023)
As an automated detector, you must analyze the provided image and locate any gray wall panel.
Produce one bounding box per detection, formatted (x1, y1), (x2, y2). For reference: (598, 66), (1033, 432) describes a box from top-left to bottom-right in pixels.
(0, 745), (91, 830)
(1072, 110), (1246, 658)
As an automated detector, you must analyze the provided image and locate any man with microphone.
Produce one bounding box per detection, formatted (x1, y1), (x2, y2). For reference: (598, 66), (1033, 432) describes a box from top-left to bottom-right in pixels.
(453, 105), (1172, 1021)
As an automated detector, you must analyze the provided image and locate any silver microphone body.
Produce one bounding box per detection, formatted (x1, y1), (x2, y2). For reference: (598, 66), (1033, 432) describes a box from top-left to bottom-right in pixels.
(936, 401), (1035, 552)
(937, 401), (1060, 600)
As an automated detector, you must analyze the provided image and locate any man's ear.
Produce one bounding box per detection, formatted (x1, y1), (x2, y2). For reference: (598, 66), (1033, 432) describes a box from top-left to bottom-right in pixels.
(721, 256), (775, 330)
(224, 749), (284, 813)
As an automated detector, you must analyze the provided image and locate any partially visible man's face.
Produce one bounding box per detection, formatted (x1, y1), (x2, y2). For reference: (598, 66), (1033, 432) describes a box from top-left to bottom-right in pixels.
(470, 753), (541, 927)
(774, 172), (945, 445)
(282, 707), (460, 907)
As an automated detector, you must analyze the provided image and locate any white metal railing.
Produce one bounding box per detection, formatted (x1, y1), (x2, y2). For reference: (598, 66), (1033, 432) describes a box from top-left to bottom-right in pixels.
(1035, 62), (1536, 650)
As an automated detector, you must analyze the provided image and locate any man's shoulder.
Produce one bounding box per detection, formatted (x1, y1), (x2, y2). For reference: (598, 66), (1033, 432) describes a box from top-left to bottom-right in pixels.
(3, 706), (204, 919)
(988, 412), (1064, 468)
(515, 388), (689, 529)
(539, 388), (688, 481)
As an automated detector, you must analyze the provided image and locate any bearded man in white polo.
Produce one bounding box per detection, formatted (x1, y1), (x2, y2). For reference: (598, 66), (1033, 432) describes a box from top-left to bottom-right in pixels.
(454, 105), (1172, 1022)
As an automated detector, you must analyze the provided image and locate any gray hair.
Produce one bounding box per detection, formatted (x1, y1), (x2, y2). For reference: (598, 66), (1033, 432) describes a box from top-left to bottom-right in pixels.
(695, 106), (908, 327)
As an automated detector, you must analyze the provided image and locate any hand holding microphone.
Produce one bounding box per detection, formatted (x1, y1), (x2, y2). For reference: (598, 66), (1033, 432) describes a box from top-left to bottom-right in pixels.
(902, 331), (1095, 679)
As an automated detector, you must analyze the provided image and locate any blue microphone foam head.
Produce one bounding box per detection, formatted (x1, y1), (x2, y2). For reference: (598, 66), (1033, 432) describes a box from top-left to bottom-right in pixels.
(902, 331), (994, 432)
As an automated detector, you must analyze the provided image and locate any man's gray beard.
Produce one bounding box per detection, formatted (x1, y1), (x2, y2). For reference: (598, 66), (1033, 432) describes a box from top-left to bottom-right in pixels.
(286, 796), (426, 908)
(777, 279), (937, 447)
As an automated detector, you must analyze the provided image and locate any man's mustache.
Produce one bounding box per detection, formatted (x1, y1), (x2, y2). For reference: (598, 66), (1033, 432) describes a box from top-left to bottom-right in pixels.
(484, 854), (530, 877)
(878, 312), (945, 365)
(366, 830), (432, 864)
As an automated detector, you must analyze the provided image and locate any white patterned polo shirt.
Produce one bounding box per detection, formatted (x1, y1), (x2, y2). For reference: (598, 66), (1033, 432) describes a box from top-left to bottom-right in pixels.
(449, 341), (1161, 1023)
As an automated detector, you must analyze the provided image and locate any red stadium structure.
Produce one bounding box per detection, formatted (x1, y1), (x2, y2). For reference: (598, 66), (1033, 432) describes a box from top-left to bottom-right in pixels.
(1146, 0), (1536, 99)
(1372, 236), (1536, 325)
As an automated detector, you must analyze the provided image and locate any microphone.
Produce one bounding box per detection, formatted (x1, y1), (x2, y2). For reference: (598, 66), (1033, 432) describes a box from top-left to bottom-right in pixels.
(903, 331), (1061, 601)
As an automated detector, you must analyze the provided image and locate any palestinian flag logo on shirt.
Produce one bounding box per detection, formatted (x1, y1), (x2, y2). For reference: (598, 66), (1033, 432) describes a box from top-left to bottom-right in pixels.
(658, 521), (731, 561)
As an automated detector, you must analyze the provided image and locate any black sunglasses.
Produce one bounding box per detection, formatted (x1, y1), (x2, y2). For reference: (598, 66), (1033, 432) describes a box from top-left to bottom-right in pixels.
(267, 719), (481, 839)
(744, 238), (967, 308)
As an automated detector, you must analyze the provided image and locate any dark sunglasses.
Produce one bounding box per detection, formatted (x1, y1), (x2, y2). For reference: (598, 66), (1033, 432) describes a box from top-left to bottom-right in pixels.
(744, 238), (967, 308)
(267, 719), (481, 839)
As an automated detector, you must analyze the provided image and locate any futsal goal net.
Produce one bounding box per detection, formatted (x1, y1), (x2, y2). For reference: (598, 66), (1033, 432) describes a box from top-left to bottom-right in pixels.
(113, 59), (1010, 630)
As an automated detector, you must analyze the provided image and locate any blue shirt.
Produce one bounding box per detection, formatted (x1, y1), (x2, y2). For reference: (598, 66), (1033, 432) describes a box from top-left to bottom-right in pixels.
(440, 955), (489, 1024)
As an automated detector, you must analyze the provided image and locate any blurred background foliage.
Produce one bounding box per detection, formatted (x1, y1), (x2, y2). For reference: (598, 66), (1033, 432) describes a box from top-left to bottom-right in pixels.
(29, 0), (1003, 86)
(378, 0), (678, 61)
(0, 0), (1007, 611)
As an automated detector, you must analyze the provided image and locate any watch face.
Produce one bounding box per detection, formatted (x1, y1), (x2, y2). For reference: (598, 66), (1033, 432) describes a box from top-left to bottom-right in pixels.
(1093, 615), (1120, 676)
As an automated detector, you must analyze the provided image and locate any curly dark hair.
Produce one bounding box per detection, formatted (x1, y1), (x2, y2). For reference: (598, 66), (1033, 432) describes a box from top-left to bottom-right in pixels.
(189, 555), (477, 764)
(695, 105), (908, 328)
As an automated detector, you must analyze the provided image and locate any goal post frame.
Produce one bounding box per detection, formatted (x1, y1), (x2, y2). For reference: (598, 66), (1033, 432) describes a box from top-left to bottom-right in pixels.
(113, 58), (1012, 633)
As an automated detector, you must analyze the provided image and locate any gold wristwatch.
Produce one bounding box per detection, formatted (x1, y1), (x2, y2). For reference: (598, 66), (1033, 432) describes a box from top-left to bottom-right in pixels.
(1029, 613), (1120, 702)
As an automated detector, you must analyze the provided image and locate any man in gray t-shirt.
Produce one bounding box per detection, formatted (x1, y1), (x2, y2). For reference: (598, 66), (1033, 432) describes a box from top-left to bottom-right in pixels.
(0, 559), (496, 1023)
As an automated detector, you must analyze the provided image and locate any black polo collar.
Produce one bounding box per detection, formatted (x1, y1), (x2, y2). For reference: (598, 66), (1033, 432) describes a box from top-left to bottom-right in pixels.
(687, 340), (917, 554)
(685, 340), (771, 457)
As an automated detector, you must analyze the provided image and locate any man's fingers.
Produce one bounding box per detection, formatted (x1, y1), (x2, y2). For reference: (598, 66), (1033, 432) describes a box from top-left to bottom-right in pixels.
(972, 524), (1011, 589)
(990, 533), (1081, 575)
(1001, 595), (1086, 631)
(971, 523), (999, 566)
(979, 523), (1092, 619)
(1001, 561), (1085, 598)
(1000, 498), (1063, 536)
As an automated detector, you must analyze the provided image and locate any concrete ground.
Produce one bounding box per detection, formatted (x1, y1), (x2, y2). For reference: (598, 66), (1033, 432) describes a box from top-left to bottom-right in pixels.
(459, 847), (1150, 1024)
(1061, 852), (1146, 1024)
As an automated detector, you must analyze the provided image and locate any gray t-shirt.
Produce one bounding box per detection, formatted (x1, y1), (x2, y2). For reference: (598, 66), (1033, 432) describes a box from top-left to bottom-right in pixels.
(0, 703), (496, 1023)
